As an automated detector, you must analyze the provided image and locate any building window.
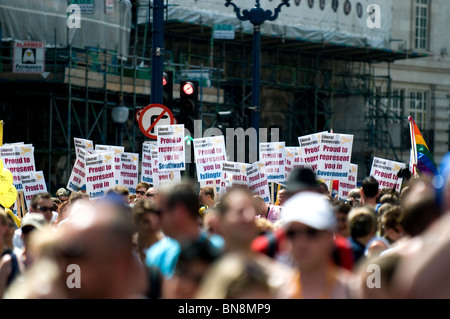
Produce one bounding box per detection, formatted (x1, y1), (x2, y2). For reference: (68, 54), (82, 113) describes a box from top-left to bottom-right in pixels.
(414, 0), (429, 50)
(409, 90), (429, 130)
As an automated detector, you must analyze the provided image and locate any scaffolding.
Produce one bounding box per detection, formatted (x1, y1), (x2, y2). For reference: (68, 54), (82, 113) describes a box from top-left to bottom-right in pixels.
(0, 2), (427, 191)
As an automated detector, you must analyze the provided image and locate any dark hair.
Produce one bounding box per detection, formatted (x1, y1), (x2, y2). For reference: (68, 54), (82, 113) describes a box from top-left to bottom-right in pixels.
(333, 201), (351, 215)
(362, 176), (379, 198)
(162, 181), (200, 220)
(175, 239), (221, 274)
(349, 207), (377, 238)
(402, 190), (441, 237)
(30, 193), (52, 210)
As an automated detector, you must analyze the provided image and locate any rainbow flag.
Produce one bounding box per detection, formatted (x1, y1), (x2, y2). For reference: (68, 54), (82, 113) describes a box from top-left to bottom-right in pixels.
(408, 116), (438, 176)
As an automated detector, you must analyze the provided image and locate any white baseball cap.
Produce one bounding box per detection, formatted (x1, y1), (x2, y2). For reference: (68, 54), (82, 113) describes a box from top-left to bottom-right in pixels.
(281, 191), (336, 231)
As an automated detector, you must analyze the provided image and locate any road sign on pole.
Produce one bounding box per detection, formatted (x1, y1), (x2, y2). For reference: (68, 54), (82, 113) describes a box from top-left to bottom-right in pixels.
(138, 103), (175, 140)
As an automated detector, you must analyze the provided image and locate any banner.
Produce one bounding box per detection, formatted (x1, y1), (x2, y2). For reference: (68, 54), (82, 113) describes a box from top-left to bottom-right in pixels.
(338, 164), (358, 201)
(151, 148), (181, 188)
(95, 144), (124, 185)
(259, 142), (286, 183)
(85, 152), (115, 199)
(19, 170), (47, 209)
(120, 152), (139, 194)
(74, 138), (94, 156)
(370, 157), (406, 192)
(193, 136), (226, 187)
(247, 162), (271, 204)
(316, 133), (353, 181)
(67, 149), (88, 192)
(141, 142), (156, 185)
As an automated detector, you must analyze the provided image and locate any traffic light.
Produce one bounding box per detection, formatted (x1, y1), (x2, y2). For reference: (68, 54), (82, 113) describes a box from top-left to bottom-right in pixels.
(179, 80), (199, 118)
(163, 70), (173, 109)
(217, 110), (236, 131)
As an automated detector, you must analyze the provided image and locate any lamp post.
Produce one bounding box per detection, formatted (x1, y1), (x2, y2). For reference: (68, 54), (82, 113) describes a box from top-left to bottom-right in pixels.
(112, 103), (129, 146)
(151, 0), (165, 104)
(225, 0), (289, 141)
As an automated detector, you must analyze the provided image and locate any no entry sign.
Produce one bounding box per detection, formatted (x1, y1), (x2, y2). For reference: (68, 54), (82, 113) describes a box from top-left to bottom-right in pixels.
(138, 104), (175, 140)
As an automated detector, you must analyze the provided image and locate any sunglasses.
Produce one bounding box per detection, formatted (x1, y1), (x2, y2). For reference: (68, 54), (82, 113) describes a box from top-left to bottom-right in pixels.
(285, 227), (322, 240)
(37, 205), (53, 213)
(136, 191), (146, 196)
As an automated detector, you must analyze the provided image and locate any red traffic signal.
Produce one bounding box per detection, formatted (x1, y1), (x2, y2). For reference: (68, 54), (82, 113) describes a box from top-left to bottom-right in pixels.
(182, 82), (195, 95)
(179, 80), (199, 118)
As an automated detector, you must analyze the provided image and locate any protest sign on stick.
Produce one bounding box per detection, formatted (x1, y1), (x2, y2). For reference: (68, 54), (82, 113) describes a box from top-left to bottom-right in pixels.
(67, 149), (88, 192)
(20, 170), (48, 209)
(316, 133), (353, 182)
(85, 152), (115, 199)
(370, 157), (406, 193)
(74, 138), (94, 156)
(141, 142), (156, 185)
(338, 164), (358, 201)
(120, 152), (139, 194)
(246, 161), (271, 204)
(298, 133), (322, 173)
(194, 136), (226, 188)
(95, 145), (125, 185)
(259, 142), (286, 184)
(219, 161), (250, 199)
(151, 148), (181, 188)
(157, 125), (186, 172)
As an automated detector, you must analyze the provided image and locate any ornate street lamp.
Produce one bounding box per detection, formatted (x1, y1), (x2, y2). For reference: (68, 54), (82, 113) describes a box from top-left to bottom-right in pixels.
(225, 0), (290, 140)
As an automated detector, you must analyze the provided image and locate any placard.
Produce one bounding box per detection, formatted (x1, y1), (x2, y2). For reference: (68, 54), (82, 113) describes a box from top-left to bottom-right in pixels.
(67, 148), (88, 192)
(141, 142), (156, 185)
(316, 133), (353, 181)
(370, 157), (406, 192)
(120, 152), (139, 194)
(85, 152), (115, 199)
(259, 142), (286, 183)
(338, 164), (358, 201)
(193, 136), (226, 187)
(157, 125), (186, 171)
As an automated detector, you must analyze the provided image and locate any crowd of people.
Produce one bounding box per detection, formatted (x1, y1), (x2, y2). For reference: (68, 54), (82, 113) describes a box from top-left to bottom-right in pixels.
(1, 162), (450, 299)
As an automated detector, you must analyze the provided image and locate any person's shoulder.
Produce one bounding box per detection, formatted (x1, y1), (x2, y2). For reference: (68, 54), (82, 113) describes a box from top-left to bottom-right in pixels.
(332, 267), (356, 299)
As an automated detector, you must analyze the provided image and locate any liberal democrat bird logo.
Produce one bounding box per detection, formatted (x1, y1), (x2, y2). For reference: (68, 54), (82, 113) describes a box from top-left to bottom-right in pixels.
(286, 151), (293, 157)
(174, 126), (184, 134)
(341, 136), (352, 144)
(36, 173), (43, 181)
(86, 142), (93, 149)
(21, 147), (31, 155)
(241, 165), (247, 173)
(115, 149), (123, 155)
(212, 137), (223, 145)
(104, 155), (112, 163)
(352, 166), (357, 173)
(257, 162), (265, 169)
(393, 164), (402, 173)
(276, 144), (284, 150)
(132, 155), (138, 162)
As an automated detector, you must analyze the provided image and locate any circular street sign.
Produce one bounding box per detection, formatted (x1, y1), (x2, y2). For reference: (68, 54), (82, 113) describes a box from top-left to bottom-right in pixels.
(138, 103), (175, 139)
